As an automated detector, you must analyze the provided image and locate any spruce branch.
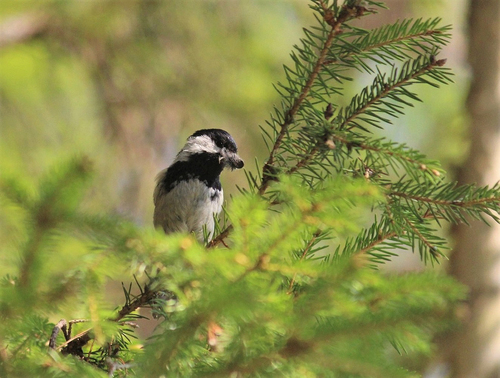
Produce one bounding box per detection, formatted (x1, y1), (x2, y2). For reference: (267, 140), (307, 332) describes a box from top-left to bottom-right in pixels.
(202, 272), (459, 377)
(4, 158), (94, 290)
(286, 129), (443, 180)
(390, 190), (500, 210)
(48, 279), (164, 361)
(345, 136), (442, 177)
(332, 214), (414, 264)
(323, 18), (451, 69)
(235, 204), (321, 281)
(341, 55), (449, 131)
(213, 1), (381, 246)
(287, 229), (323, 293)
(276, 56), (451, 184)
(259, 1), (375, 196)
(402, 216), (440, 262)
(352, 231), (398, 261)
(49, 319), (69, 349)
(389, 182), (500, 225)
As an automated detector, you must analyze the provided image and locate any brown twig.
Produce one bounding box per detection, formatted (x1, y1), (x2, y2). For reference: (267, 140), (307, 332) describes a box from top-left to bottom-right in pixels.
(49, 319), (68, 349)
(208, 225), (233, 249)
(58, 328), (92, 354)
(112, 285), (161, 322)
(49, 284), (165, 357)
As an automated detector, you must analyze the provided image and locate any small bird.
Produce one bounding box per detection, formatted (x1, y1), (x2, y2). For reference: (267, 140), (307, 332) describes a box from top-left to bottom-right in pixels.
(153, 129), (244, 242)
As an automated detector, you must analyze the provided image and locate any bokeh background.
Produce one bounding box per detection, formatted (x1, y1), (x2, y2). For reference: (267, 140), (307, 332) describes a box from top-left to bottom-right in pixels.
(2, 1), (499, 377)
(0, 0), (468, 229)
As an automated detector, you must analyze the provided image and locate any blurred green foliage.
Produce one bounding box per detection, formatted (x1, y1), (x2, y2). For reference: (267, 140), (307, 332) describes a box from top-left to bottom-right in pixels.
(0, 156), (466, 377)
(0, 1), (468, 228)
(0, 1), (311, 227)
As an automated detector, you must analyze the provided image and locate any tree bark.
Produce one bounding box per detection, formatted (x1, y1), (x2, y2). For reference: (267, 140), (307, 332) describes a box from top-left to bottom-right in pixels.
(448, 1), (500, 377)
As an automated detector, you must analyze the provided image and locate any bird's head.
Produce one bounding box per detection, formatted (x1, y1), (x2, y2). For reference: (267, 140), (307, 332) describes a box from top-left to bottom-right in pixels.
(175, 128), (244, 170)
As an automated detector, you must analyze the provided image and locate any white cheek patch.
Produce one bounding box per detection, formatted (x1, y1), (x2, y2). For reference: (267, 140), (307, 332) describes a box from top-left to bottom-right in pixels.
(174, 135), (221, 162)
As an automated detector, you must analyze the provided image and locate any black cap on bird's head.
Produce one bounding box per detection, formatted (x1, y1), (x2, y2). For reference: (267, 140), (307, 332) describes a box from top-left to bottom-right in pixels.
(187, 128), (244, 170)
(191, 129), (238, 153)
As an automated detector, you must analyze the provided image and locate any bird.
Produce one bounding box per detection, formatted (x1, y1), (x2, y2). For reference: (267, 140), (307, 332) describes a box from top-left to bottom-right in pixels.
(153, 128), (244, 242)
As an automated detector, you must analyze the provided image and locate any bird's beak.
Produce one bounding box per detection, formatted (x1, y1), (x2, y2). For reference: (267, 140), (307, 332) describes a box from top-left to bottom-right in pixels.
(224, 151), (244, 170)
